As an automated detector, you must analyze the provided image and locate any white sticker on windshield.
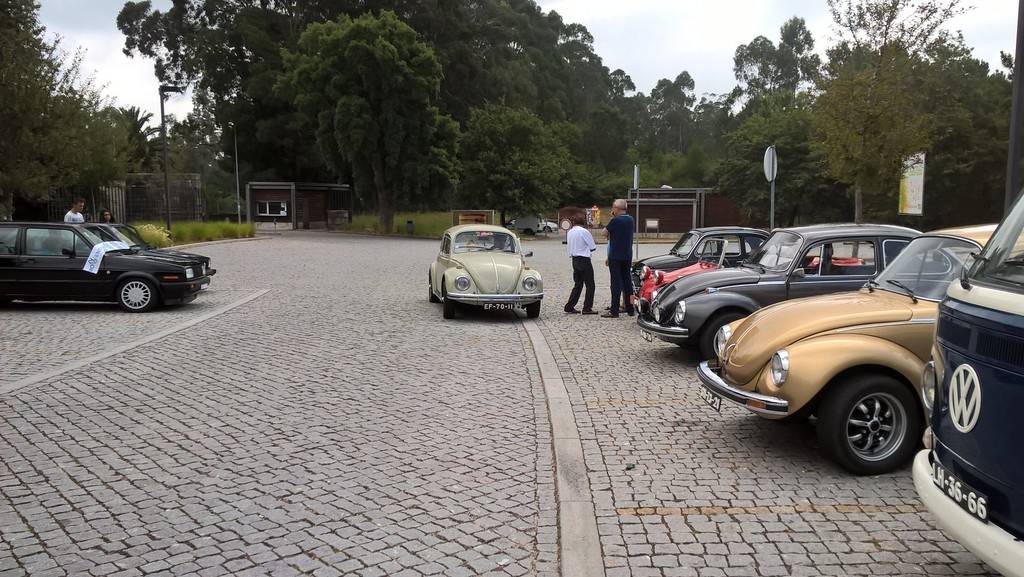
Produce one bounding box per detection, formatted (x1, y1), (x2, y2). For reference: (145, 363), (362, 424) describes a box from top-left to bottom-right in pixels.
(83, 241), (130, 274)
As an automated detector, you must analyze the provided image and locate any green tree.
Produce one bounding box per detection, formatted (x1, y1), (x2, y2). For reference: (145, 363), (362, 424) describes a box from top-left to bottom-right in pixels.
(649, 71), (695, 153)
(916, 35), (1011, 229)
(278, 11), (458, 233)
(717, 94), (842, 226)
(733, 17), (821, 100)
(815, 0), (966, 222)
(459, 105), (568, 222)
(118, 105), (159, 171)
(1, 0), (127, 219)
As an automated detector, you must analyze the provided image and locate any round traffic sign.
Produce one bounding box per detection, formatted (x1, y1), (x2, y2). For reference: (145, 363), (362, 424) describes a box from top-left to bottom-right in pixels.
(763, 146), (778, 182)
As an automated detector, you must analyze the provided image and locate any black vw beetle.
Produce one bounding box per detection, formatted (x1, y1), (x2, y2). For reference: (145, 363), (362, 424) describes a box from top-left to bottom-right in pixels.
(0, 222), (211, 312)
(637, 224), (920, 358)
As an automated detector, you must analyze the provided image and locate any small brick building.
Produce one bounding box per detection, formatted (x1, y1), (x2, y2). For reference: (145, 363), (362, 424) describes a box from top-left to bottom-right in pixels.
(625, 188), (743, 233)
(246, 182), (353, 230)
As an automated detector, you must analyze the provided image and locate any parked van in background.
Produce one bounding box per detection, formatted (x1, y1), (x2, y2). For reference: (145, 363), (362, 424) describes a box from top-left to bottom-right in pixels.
(914, 193), (1024, 577)
(508, 215), (558, 235)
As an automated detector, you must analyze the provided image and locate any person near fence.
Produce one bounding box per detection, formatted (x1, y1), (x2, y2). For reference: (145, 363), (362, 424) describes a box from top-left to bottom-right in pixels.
(602, 198), (635, 318)
(564, 215), (597, 315)
(99, 208), (115, 223)
(63, 198), (85, 223)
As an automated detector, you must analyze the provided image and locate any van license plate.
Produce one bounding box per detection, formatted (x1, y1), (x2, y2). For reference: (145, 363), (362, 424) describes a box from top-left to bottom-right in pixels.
(484, 303), (516, 311)
(931, 457), (988, 523)
(698, 386), (722, 412)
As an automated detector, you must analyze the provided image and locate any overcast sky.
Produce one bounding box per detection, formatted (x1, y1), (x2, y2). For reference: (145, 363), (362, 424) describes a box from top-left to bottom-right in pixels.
(38, 0), (1020, 121)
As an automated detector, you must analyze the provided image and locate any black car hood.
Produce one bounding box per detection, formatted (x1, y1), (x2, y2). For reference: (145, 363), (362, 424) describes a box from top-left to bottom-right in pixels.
(655, 265), (761, 303)
(150, 249), (210, 265)
(635, 252), (688, 271)
(130, 252), (203, 267)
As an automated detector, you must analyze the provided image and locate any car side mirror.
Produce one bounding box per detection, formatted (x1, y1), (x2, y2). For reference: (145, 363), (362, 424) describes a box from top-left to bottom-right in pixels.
(523, 251), (534, 258)
(791, 268), (806, 279)
(61, 248), (75, 257)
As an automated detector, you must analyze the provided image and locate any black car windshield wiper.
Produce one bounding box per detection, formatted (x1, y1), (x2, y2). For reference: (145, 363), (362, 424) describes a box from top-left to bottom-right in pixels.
(999, 257), (1024, 267)
(885, 279), (918, 303)
(742, 260), (766, 273)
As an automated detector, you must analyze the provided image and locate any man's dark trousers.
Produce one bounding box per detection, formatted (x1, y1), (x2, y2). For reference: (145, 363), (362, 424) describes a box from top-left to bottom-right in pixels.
(565, 256), (595, 311)
(608, 259), (634, 315)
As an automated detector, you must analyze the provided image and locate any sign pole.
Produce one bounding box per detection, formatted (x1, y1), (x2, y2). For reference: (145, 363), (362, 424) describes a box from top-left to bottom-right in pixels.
(763, 146), (778, 230)
(633, 164), (640, 262)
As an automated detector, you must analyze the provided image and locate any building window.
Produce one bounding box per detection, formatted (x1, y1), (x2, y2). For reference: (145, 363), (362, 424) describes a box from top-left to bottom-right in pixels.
(257, 201), (288, 217)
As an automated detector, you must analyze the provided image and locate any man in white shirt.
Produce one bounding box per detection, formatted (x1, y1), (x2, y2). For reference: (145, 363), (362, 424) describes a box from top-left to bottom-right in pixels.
(63, 198), (86, 223)
(564, 215), (598, 314)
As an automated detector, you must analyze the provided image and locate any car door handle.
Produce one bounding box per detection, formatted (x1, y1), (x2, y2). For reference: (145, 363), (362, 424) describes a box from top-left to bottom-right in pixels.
(20, 258), (36, 264)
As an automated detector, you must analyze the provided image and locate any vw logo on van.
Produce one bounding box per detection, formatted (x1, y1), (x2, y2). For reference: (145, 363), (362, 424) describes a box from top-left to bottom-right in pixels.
(949, 364), (982, 433)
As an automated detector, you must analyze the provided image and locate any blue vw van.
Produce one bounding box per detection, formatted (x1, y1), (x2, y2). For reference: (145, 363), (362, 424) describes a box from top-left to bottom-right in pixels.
(914, 194), (1024, 577)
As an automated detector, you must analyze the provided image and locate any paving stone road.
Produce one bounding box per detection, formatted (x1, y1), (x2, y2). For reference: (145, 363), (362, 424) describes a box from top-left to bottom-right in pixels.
(0, 232), (999, 577)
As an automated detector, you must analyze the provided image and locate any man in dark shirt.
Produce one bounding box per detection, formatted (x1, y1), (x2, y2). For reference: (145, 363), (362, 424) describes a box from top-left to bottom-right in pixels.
(602, 198), (635, 318)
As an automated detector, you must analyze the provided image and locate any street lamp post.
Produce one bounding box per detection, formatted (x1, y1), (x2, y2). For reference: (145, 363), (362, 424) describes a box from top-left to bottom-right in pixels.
(1007, 0), (1024, 214)
(233, 124), (241, 224)
(159, 84), (184, 232)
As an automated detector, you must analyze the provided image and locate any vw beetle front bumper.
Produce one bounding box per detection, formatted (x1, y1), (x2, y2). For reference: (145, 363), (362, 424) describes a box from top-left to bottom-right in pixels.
(696, 361), (789, 416)
(446, 292), (543, 305)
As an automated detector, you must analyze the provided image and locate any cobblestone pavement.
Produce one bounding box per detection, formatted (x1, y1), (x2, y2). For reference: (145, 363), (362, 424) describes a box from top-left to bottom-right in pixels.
(532, 241), (998, 577)
(0, 232), (1000, 577)
(1, 233), (554, 577)
(0, 290), (252, 386)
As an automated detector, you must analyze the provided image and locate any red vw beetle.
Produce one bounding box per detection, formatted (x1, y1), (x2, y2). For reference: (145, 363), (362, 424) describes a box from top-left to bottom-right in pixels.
(636, 239), (727, 313)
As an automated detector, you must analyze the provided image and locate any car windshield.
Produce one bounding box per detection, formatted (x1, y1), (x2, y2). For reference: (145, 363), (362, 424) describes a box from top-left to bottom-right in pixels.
(875, 236), (978, 301)
(747, 231), (802, 271)
(971, 197), (1024, 290)
(79, 227), (104, 246)
(453, 231), (517, 253)
(114, 225), (147, 247)
(671, 233), (697, 256)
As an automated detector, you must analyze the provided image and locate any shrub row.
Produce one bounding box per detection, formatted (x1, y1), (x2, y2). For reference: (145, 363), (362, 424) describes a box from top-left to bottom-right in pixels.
(133, 221), (256, 247)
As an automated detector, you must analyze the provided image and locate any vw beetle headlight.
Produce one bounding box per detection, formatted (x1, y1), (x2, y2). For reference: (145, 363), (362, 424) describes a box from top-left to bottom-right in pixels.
(454, 276), (471, 291)
(770, 350), (790, 386)
(673, 301), (686, 324)
(714, 325), (732, 360)
(522, 276), (538, 292)
(922, 360), (937, 411)
(185, 268), (195, 280)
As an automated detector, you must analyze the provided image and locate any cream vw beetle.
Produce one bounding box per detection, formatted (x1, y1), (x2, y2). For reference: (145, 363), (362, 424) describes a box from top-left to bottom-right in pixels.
(429, 225), (544, 319)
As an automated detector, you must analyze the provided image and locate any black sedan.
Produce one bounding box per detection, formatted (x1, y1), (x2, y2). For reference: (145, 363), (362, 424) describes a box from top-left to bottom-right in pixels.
(0, 222), (211, 312)
(84, 223), (216, 276)
(631, 226), (768, 291)
(637, 224), (919, 358)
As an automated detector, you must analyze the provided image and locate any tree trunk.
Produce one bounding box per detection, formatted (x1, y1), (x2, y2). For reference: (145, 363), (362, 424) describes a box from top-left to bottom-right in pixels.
(372, 159), (393, 233)
(853, 184), (863, 224)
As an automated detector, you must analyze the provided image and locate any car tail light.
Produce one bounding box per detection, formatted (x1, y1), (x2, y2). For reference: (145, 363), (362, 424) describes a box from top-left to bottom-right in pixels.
(655, 271), (665, 284)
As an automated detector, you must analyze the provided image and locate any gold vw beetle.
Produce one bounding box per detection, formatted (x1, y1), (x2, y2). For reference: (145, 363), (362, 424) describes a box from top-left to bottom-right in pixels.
(697, 225), (995, 475)
(429, 225), (543, 319)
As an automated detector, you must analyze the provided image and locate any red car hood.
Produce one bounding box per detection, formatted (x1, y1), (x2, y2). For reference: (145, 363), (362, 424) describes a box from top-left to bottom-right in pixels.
(639, 261), (720, 300)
